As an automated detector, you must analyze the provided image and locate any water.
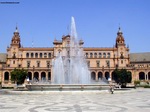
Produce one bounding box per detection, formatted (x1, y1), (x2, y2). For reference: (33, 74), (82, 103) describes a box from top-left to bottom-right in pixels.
(52, 17), (91, 84)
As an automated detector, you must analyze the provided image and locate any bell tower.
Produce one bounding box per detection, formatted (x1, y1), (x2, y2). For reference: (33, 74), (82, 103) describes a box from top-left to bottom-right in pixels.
(11, 26), (21, 48)
(7, 26), (22, 68)
(115, 27), (129, 68)
(115, 27), (125, 48)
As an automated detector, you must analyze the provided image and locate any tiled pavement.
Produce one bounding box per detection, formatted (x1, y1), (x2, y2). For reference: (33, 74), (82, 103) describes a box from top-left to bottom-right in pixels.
(0, 88), (150, 112)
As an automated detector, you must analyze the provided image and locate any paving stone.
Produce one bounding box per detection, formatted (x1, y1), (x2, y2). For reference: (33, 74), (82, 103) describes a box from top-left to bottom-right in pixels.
(0, 88), (150, 112)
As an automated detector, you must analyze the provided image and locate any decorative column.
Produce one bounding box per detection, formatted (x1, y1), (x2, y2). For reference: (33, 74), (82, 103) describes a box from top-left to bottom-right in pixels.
(8, 72), (11, 84)
(39, 71), (41, 81)
(46, 72), (48, 81)
(96, 71), (98, 81)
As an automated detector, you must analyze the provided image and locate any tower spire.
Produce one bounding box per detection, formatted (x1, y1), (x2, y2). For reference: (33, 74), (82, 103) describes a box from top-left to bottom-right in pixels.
(15, 23), (18, 32)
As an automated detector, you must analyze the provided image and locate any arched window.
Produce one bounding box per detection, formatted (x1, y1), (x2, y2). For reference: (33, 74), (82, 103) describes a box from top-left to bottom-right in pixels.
(31, 53), (34, 58)
(103, 53), (106, 58)
(35, 53), (38, 58)
(48, 53), (51, 58)
(26, 53), (29, 58)
(44, 53), (47, 58)
(107, 53), (110, 58)
(40, 53), (42, 58)
(94, 53), (97, 58)
(99, 53), (102, 58)
(85, 53), (88, 58)
(90, 53), (93, 58)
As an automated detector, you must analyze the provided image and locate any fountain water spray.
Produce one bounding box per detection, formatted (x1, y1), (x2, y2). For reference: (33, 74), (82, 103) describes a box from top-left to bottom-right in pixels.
(53, 17), (91, 84)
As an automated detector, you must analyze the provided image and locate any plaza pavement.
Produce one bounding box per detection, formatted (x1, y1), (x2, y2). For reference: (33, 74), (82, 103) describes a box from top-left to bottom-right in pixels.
(0, 88), (150, 112)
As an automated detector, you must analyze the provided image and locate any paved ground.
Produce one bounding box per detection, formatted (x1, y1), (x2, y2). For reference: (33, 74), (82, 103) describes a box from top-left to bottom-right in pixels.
(0, 88), (150, 112)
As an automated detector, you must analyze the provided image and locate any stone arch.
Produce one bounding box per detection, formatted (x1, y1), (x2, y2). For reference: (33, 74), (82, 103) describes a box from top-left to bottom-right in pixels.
(34, 72), (39, 80)
(35, 53), (38, 58)
(48, 53), (51, 58)
(28, 72), (32, 80)
(40, 53), (42, 58)
(41, 72), (46, 80)
(26, 53), (29, 58)
(98, 71), (103, 79)
(4, 72), (9, 80)
(128, 71), (132, 83)
(139, 72), (145, 80)
(91, 72), (96, 80)
(148, 72), (150, 80)
(105, 72), (110, 80)
(94, 53), (97, 58)
(31, 53), (34, 58)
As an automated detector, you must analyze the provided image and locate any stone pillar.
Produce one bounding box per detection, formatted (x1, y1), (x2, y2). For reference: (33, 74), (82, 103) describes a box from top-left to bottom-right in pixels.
(8, 72), (11, 84)
(39, 72), (41, 81)
(32, 71), (34, 80)
(96, 71), (98, 81)
(51, 68), (53, 82)
(46, 72), (48, 81)
(2, 71), (4, 85)
(146, 74), (148, 80)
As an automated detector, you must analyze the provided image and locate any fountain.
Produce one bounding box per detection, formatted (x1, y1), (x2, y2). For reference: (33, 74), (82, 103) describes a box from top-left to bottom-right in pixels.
(25, 17), (112, 91)
(53, 17), (90, 84)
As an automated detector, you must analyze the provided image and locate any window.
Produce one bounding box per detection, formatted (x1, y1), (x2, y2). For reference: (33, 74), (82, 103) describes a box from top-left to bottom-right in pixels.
(27, 61), (30, 68)
(107, 53), (110, 58)
(120, 53), (124, 59)
(13, 53), (16, 58)
(37, 61), (40, 67)
(94, 53), (97, 58)
(47, 61), (50, 68)
(40, 53), (42, 58)
(103, 53), (106, 58)
(48, 53), (51, 58)
(44, 53), (47, 58)
(13, 61), (15, 64)
(90, 53), (93, 58)
(99, 53), (102, 58)
(96, 60), (100, 67)
(35, 53), (38, 58)
(85, 53), (88, 58)
(26, 53), (29, 58)
(31, 53), (34, 58)
(106, 60), (110, 67)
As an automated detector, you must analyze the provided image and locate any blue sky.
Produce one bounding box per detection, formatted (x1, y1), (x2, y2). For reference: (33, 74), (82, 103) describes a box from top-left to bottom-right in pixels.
(0, 0), (150, 53)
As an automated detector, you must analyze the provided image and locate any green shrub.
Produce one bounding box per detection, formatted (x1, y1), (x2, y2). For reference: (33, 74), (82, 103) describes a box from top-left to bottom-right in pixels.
(134, 80), (140, 85)
(144, 85), (150, 88)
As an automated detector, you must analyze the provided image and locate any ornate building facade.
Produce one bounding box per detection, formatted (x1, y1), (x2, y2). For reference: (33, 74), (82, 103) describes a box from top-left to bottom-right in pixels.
(0, 27), (150, 87)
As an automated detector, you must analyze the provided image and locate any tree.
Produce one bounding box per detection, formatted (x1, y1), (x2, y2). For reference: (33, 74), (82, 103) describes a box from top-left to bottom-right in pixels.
(11, 68), (27, 85)
(113, 69), (132, 87)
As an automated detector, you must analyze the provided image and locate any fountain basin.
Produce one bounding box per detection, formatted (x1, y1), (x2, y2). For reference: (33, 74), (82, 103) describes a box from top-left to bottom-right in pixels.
(26, 84), (113, 91)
